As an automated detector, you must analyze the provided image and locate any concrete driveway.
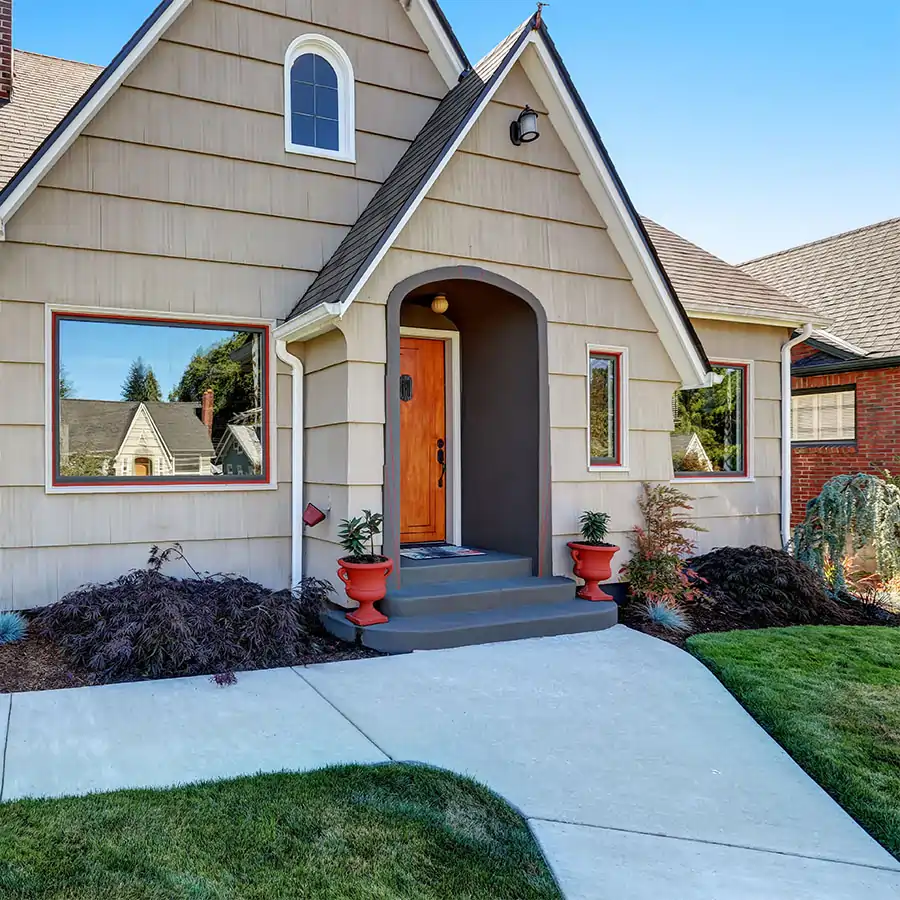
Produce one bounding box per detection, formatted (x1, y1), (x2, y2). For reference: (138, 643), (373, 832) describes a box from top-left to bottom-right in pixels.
(2, 626), (898, 899)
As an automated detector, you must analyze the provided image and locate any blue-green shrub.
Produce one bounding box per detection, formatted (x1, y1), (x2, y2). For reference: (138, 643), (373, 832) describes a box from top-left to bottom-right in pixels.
(643, 600), (691, 634)
(0, 611), (28, 645)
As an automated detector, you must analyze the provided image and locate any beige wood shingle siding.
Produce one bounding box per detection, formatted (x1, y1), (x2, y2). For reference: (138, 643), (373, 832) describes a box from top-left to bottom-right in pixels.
(295, 61), (787, 584)
(0, 0), (448, 608)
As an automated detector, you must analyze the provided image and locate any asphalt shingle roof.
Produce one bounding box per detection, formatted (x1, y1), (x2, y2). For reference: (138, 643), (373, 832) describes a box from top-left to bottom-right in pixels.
(741, 218), (900, 358)
(642, 218), (819, 326)
(61, 400), (214, 456)
(0, 50), (101, 190)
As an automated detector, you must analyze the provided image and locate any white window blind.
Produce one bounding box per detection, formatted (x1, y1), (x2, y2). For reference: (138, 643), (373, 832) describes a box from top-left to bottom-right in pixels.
(792, 390), (856, 442)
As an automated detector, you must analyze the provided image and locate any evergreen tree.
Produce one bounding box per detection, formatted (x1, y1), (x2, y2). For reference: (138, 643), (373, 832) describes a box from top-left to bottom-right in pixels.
(143, 368), (162, 402)
(58, 364), (76, 399)
(121, 357), (162, 402)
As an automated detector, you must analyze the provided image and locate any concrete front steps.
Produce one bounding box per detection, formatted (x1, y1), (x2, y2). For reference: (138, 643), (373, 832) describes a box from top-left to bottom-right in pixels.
(323, 550), (618, 653)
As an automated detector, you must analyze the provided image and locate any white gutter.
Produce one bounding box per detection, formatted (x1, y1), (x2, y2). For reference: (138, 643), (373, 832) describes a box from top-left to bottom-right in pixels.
(781, 323), (814, 548)
(275, 339), (304, 588)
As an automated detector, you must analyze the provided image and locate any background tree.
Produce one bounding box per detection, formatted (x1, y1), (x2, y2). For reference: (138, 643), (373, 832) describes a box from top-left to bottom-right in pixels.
(169, 333), (259, 441)
(121, 357), (162, 402)
(58, 364), (76, 399)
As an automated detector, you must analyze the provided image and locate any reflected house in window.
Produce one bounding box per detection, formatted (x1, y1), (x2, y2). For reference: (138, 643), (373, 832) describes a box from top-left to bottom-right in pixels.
(59, 400), (215, 478)
(670, 432), (713, 473)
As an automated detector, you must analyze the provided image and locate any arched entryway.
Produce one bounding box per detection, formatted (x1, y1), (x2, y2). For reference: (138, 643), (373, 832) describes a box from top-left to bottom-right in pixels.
(384, 266), (552, 585)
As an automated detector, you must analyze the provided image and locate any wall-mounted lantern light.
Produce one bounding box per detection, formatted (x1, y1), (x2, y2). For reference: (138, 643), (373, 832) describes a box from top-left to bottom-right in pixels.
(510, 105), (540, 146)
(431, 293), (450, 315)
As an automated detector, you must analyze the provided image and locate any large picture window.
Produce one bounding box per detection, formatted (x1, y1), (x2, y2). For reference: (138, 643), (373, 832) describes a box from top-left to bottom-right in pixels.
(672, 362), (749, 477)
(588, 348), (624, 467)
(52, 313), (270, 488)
(792, 387), (856, 444)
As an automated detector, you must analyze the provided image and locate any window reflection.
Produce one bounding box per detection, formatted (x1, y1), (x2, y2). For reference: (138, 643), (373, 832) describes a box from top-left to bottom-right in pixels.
(54, 315), (268, 483)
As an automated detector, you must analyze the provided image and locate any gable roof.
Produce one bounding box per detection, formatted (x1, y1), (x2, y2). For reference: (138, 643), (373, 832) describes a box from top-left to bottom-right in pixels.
(0, 51), (101, 191)
(643, 218), (821, 327)
(61, 399), (214, 457)
(287, 19), (534, 321)
(0, 0), (468, 235)
(741, 217), (900, 358)
(279, 15), (711, 387)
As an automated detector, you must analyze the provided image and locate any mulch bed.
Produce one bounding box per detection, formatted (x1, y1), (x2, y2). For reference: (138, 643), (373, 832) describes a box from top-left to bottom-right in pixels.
(0, 611), (380, 695)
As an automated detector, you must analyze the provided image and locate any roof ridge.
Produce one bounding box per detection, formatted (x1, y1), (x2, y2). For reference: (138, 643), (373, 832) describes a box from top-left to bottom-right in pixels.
(13, 48), (103, 69)
(740, 215), (900, 267)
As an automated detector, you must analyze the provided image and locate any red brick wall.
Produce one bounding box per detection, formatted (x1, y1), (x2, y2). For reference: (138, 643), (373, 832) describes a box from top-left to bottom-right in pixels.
(0, 0), (11, 104)
(792, 351), (900, 524)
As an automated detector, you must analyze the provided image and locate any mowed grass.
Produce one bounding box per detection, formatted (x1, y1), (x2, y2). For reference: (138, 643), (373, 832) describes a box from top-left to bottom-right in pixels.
(0, 763), (561, 899)
(688, 626), (900, 859)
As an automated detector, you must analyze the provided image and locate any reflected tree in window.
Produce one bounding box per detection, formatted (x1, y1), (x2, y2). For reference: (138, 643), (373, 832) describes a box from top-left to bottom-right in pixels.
(672, 364), (746, 475)
(589, 352), (619, 464)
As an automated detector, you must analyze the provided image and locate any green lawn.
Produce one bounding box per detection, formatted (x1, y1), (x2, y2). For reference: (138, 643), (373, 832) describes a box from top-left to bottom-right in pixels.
(688, 626), (900, 860)
(0, 763), (561, 899)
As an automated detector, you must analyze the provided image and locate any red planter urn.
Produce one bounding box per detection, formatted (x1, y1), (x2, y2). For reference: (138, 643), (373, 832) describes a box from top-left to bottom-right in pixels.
(567, 542), (620, 601)
(338, 557), (394, 626)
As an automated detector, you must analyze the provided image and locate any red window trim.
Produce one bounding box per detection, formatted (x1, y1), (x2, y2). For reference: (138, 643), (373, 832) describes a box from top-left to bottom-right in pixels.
(51, 311), (272, 488)
(589, 349), (623, 468)
(673, 360), (750, 479)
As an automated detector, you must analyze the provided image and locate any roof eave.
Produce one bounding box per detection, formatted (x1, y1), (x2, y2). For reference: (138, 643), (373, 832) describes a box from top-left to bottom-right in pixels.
(404, 0), (469, 87)
(686, 308), (827, 329)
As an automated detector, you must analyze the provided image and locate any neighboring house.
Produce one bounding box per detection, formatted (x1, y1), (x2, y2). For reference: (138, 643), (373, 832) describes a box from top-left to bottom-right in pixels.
(60, 399), (215, 478)
(742, 218), (900, 523)
(0, 0), (818, 646)
(670, 432), (713, 473)
(216, 422), (263, 477)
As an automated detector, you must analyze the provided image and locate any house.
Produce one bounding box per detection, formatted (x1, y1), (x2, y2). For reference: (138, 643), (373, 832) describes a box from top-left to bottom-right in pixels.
(741, 218), (900, 523)
(670, 432), (713, 473)
(60, 398), (215, 478)
(0, 0), (818, 648)
(216, 422), (263, 477)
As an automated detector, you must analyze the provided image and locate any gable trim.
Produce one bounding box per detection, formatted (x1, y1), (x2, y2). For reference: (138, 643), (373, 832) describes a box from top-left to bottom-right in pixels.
(0, 0), (192, 239)
(404, 0), (470, 87)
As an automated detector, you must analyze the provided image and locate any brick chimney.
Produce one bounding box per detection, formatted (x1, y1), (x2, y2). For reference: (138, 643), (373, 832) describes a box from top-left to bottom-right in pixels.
(0, 0), (12, 105)
(201, 389), (214, 438)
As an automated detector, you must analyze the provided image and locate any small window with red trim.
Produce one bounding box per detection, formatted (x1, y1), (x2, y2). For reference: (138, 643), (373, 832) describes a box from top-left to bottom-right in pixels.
(52, 313), (270, 487)
(672, 362), (748, 477)
(588, 350), (621, 466)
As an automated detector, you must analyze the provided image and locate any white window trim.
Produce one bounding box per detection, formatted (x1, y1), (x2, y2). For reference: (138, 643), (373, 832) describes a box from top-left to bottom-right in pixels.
(586, 344), (630, 474)
(284, 33), (356, 163)
(399, 326), (462, 546)
(672, 357), (755, 483)
(45, 304), (278, 495)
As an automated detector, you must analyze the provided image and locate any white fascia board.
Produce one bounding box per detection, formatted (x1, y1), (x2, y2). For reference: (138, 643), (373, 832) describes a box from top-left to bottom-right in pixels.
(0, 0), (194, 237)
(520, 39), (709, 390)
(686, 308), (823, 329)
(274, 301), (342, 343)
(401, 0), (467, 88)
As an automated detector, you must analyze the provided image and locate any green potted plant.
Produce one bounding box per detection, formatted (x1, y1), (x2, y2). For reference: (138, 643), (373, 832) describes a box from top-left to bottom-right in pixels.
(337, 510), (394, 626)
(568, 511), (620, 601)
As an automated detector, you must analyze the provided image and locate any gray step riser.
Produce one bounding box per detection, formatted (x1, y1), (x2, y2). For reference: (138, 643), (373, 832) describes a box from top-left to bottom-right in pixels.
(399, 557), (533, 587)
(324, 604), (619, 654)
(381, 579), (575, 618)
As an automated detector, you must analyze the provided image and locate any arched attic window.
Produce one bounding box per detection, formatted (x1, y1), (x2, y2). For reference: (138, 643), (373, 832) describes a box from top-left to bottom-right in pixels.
(284, 34), (355, 162)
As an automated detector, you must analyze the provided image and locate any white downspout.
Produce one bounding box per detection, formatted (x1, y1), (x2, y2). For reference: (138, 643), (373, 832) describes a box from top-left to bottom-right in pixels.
(275, 339), (304, 588)
(781, 323), (814, 548)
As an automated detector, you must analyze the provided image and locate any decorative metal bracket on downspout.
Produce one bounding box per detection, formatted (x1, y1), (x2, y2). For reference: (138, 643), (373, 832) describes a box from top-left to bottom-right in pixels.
(274, 338), (305, 589)
(781, 323), (814, 549)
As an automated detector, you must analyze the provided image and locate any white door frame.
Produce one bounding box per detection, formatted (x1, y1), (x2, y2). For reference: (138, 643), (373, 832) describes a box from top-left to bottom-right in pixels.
(399, 327), (462, 546)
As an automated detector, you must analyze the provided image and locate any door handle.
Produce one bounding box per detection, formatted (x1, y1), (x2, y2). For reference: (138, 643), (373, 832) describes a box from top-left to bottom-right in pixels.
(437, 439), (446, 488)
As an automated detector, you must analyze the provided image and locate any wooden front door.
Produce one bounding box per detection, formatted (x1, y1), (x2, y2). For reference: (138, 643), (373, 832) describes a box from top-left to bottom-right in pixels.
(400, 337), (446, 544)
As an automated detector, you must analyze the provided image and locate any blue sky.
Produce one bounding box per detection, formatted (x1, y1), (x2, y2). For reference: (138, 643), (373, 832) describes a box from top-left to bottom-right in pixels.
(59, 319), (235, 401)
(14, 0), (900, 261)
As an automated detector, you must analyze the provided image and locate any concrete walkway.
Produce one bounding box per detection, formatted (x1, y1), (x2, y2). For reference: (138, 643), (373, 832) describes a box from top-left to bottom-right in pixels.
(2, 626), (898, 899)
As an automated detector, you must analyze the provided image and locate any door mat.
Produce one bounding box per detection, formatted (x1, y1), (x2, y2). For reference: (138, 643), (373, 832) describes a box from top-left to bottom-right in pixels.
(400, 546), (486, 560)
